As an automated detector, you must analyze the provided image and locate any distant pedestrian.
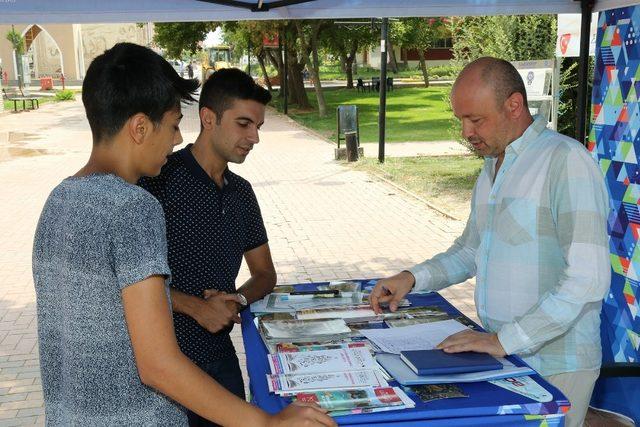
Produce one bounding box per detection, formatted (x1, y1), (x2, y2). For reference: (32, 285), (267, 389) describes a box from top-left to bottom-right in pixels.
(187, 62), (194, 79)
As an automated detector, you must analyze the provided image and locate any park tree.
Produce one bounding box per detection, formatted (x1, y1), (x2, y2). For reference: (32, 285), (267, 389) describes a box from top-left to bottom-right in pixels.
(320, 22), (376, 89)
(295, 20), (332, 117)
(6, 26), (25, 90)
(398, 17), (449, 87)
(449, 15), (556, 63)
(445, 15), (558, 148)
(153, 22), (218, 59)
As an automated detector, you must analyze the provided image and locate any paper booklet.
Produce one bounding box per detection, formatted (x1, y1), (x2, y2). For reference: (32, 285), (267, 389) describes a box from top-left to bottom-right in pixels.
(261, 318), (351, 340)
(293, 386), (414, 414)
(267, 370), (388, 394)
(268, 348), (376, 375)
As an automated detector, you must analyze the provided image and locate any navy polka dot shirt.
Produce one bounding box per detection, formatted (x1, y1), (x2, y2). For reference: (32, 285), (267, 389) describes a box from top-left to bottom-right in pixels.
(139, 144), (268, 366)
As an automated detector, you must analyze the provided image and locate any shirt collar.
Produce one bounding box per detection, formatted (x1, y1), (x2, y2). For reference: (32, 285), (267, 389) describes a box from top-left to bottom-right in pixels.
(505, 115), (546, 156)
(179, 144), (234, 191)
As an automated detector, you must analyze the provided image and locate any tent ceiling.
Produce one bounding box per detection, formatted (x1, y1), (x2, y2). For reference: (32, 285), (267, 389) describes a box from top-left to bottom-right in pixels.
(0, 0), (630, 24)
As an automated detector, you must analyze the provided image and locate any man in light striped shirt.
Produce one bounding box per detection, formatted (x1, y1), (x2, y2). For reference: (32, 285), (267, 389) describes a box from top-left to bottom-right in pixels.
(370, 57), (610, 427)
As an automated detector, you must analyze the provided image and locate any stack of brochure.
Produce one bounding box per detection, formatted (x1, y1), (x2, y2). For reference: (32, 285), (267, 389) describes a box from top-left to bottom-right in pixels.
(266, 347), (389, 395)
(293, 387), (415, 415)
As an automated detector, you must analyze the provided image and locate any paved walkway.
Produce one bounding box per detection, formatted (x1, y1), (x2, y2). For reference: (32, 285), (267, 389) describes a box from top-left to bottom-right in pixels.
(0, 100), (474, 425)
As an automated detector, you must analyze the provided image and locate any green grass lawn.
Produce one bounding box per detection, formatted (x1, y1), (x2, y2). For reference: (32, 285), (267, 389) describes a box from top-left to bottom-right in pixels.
(352, 155), (483, 219)
(270, 86), (455, 143)
(317, 63), (460, 81)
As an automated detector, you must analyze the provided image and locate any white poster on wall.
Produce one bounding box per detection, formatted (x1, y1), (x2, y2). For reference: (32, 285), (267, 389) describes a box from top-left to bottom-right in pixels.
(556, 13), (598, 57)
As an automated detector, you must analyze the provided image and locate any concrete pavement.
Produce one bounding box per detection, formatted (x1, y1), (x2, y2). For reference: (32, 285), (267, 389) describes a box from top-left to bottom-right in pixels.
(0, 99), (474, 425)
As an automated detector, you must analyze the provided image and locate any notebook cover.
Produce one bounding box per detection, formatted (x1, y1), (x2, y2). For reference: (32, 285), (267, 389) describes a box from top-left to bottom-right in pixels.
(400, 350), (502, 375)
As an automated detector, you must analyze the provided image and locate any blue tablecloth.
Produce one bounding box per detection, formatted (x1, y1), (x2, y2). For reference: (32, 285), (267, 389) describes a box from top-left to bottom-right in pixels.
(241, 279), (570, 426)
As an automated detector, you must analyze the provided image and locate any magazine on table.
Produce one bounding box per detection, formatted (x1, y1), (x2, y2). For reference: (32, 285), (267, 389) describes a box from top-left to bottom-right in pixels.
(267, 369), (388, 394)
(268, 348), (376, 375)
(293, 386), (414, 414)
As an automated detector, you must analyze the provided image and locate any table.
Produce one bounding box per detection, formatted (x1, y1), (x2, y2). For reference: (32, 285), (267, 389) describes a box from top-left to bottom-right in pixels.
(241, 279), (570, 426)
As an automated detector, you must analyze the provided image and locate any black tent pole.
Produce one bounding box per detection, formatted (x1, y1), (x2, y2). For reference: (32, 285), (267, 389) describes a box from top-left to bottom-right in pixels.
(281, 30), (288, 115)
(576, 0), (594, 144)
(378, 18), (388, 164)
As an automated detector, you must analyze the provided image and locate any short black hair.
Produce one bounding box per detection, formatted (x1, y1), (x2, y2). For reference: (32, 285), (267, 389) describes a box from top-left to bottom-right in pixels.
(199, 68), (271, 124)
(82, 42), (199, 143)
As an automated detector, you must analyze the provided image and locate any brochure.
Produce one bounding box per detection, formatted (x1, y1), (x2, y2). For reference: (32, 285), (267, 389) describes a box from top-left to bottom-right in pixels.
(275, 340), (371, 353)
(296, 306), (377, 321)
(294, 386), (413, 413)
(268, 348), (376, 375)
(267, 370), (388, 394)
(261, 319), (351, 340)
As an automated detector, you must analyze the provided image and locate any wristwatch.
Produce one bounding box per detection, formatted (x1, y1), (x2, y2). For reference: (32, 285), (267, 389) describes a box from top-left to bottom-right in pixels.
(236, 292), (248, 309)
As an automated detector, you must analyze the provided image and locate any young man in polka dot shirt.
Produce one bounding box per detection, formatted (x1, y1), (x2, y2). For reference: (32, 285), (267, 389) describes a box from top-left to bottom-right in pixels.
(139, 68), (278, 427)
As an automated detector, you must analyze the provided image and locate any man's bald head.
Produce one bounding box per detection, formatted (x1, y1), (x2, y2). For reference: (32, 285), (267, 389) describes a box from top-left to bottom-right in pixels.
(454, 57), (528, 110)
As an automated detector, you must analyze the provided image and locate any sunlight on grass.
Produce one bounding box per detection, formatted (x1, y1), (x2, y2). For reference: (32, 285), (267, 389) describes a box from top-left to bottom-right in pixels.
(271, 86), (454, 143)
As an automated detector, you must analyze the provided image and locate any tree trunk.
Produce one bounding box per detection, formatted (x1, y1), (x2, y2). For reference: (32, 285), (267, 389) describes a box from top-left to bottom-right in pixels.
(417, 49), (429, 88)
(287, 47), (310, 109)
(265, 48), (284, 97)
(339, 53), (347, 73)
(345, 40), (358, 89)
(345, 57), (354, 89)
(295, 21), (326, 117)
(257, 50), (273, 91)
(387, 39), (398, 73)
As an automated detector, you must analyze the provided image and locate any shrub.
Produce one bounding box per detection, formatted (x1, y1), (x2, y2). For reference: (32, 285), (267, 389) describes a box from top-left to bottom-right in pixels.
(55, 90), (75, 101)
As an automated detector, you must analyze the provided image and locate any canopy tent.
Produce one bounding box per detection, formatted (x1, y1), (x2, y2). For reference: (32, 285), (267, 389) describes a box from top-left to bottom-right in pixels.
(0, 0), (636, 24)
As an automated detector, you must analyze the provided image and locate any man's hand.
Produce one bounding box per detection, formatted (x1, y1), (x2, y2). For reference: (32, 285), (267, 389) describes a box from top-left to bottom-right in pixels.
(369, 271), (415, 314)
(267, 401), (336, 427)
(436, 329), (506, 357)
(192, 291), (242, 334)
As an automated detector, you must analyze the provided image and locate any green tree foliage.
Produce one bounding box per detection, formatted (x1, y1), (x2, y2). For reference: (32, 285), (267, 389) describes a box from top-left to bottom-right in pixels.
(6, 27), (25, 55)
(320, 22), (376, 89)
(450, 15), (556, 63)
(445, 15), (558, 149)
(398, 17), (449, 87)
(153, 22), (217, 59)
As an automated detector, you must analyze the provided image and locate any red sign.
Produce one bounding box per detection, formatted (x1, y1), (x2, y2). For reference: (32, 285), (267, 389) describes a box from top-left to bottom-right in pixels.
(263, 34), (279, 48)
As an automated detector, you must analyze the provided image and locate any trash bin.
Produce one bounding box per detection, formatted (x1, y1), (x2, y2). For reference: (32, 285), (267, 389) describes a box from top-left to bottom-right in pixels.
(40, 77), (53, 90)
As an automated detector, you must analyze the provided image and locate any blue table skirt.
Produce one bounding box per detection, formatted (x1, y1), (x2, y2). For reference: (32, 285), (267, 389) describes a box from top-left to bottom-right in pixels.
(241, 279), (570, 426)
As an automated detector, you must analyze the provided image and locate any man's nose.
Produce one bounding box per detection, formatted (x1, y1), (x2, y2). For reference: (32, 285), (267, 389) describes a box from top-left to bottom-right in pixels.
(461, 121), (474, 140)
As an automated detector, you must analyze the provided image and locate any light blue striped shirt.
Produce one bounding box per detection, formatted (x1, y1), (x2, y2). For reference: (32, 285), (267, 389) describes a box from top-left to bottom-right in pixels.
(409, 117), (611, 376)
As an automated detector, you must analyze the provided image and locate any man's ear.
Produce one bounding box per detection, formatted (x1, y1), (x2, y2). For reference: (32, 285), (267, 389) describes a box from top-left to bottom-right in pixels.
(200, 107), (218, 130)
(505, 92), (526, 119)
(128, 113), (150, 145)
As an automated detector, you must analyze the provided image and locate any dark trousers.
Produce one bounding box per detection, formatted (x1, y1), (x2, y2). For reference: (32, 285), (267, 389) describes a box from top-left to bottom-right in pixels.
(187, 354), (246, 427)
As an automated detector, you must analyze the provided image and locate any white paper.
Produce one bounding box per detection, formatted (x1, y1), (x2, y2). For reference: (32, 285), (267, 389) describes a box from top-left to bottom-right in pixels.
(361, 319), (468, 354)
(268, 348), (376, 375)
